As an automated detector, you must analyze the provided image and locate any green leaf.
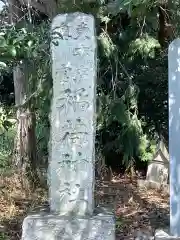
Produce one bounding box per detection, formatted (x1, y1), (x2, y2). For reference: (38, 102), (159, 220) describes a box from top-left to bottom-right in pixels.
(107, 0), (133, 16)
(21, 28), (27, 34)
(0, 61), (7, 68)
(27, 40), (33, 47)
(12, 34), (26, 44)
(0, 36), (6, 48)
(111, 99), (129, 124)
(8, 46), (17, 57)
(3, 120), (13, 130)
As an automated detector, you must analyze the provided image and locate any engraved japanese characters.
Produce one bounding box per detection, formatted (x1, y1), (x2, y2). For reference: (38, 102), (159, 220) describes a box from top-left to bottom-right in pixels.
(50, 13), (96, 216)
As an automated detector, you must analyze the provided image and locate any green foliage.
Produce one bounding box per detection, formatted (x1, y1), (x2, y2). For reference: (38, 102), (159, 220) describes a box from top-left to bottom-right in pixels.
(98, 31), (116, 58)
(106, 84), (154, 165)
(128, 34), (161, 59)
(116, 216), (124, 230)
(0, 107), (15, 133)
(0, 19), (51, 160)
(0, 0), (171, 172)
(0, 22), (50, 67)
(95, 0), (167, 168)
(106, 0), (157, 16)
(0, 233), (8, 240)
(138, 135), (156, 162)
(0, 125), (16, 169)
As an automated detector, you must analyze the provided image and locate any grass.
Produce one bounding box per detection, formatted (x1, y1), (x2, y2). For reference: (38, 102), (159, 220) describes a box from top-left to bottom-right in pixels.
(0, 233), (8, 240)
(0, 127), (16, 170)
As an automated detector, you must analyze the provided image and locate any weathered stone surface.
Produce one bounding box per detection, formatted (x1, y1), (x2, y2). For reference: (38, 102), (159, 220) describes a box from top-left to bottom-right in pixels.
(137, 179), (169, 194)
(22, 12), (115, 240)
(168, 38), (180, 236)
(50, 12), (97, 215)
(155, 229), (180, 240)
(146, 161), (168, 184)
(146, 140), (169, 185)
(135, 230), (154, 240)
(21, 209), (115, 240)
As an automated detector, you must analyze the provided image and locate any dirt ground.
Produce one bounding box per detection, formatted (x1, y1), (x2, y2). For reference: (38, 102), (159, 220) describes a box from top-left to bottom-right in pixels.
(96, 176), (169, 239)
(0, 172), (169, 240)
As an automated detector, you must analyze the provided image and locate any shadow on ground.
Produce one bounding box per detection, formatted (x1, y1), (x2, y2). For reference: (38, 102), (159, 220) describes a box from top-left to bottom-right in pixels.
(96, 177), (169, 240)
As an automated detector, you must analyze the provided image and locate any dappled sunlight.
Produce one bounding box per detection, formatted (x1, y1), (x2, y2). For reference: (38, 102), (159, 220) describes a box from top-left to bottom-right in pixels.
(95, 176), (169, 239)
(168, 39), (180, 236)
(96, 177), (169, 239)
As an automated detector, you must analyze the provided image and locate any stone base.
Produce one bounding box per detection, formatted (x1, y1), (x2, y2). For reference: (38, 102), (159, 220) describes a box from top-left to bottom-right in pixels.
(22, 208), (115, 240)
(155, 229), (180, 240)
(137, 180), (169, 194)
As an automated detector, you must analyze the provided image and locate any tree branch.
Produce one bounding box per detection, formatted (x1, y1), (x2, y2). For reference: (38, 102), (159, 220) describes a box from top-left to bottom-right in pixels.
(18, 0), (57, 18)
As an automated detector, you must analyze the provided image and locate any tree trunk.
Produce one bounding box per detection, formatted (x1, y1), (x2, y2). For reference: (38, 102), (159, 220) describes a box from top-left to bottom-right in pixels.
(13, 63), (38, 184)
(158, 4), (174, 47)
(8, 0), (38, 185)
(13, 63), (27, 171)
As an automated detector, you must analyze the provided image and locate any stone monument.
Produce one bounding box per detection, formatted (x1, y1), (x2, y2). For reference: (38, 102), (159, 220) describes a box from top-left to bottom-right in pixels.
(155, 39), (180, 239)
(146, 139), (169, 185)
(21, 13), (115, 240)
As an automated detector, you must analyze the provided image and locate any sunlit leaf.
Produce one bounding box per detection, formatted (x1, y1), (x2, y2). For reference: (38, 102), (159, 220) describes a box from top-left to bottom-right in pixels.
(8, 46), (17, 57)
(0, 36), (6, 48)
(0, 61), (6, 68)
(27, 40), (33, 47)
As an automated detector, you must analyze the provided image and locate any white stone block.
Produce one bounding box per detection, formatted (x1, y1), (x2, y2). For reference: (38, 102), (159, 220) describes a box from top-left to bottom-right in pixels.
(155, 229), (180, 240)
(22, 209), (115, 240)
